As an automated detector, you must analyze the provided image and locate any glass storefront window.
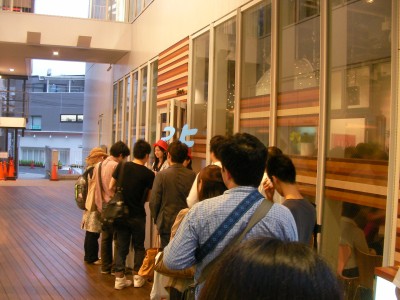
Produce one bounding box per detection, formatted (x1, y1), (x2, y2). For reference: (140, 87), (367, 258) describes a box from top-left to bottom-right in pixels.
(139, 67), (148, 140)
(276, 0), (320, 208)
(125, 76), (131, 144)
(322, 0), (391, 269)
(112, 83), (117, 143)
(117, 80), (123, 141)
(131, 72), (138, 147)
(149, 61), (158, 148)
(212, 18), (236, 137)
(191, 32), (210, 162)
(240, 1), (271, 145)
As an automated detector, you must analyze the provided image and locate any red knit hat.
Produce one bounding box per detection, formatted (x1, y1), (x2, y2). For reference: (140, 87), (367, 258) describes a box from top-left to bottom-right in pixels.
(153, 139), (168, 151)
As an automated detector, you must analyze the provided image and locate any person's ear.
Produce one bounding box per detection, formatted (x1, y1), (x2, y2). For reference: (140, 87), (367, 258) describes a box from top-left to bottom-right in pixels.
(271, 175), (279, 186)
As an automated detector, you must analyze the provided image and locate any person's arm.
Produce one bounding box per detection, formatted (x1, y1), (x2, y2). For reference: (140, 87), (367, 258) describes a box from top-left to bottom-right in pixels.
(149, 174), (162, 221)
(186, 172), (199, 208)
(109, 177), (117, 191)
(262, 177), (275, 202)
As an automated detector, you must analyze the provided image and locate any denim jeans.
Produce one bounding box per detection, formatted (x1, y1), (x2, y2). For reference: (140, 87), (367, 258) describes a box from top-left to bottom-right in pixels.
(115, 217), (146, 273)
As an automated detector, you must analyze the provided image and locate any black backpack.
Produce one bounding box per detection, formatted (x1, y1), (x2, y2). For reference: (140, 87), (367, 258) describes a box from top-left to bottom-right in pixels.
(74, 166), (94, 210)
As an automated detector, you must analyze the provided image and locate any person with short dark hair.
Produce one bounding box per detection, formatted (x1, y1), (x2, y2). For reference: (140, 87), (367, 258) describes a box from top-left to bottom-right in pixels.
(258, 146), (284, 203)
(199, 238), (343, 300)
(150, 140), (196, 248)
(163, 133), (298, 298)
(110, 139), (155, 289)
(94, 140), (130, 275)
(265, 154), (316, 245)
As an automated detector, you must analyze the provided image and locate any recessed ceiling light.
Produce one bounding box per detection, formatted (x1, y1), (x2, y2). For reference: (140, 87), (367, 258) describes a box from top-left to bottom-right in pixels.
(53, 51), (59, 56)
(9, 68), (14, 72)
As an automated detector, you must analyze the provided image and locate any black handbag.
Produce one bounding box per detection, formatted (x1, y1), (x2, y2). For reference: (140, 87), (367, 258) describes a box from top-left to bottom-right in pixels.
(99, 162), (129, 228)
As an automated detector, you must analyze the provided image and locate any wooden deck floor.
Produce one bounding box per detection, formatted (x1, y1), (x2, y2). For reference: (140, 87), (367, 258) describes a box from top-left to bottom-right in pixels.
(0, 179), (152, 300)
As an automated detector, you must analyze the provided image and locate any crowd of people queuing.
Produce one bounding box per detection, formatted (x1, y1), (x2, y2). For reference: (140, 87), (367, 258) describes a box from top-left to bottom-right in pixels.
(79, 132), (342, 300)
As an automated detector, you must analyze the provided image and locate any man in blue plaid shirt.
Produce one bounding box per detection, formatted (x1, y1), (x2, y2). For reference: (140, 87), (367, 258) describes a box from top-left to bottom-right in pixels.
(163, 133), (298, 298)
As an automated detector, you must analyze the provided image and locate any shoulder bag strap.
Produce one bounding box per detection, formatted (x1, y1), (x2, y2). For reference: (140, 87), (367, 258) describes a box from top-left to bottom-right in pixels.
(97, 162), (104, 203)
(195, 190), (263, 262)
(198, 198), (273, 284)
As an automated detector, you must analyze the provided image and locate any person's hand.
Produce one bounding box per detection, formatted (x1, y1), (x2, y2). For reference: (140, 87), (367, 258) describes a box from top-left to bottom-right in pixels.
(263, 178), (275, 202)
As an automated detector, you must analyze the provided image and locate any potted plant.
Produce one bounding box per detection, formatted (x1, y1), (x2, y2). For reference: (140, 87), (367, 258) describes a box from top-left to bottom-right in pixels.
(299, 132), (315, 156)
(289, 131), (315, 156)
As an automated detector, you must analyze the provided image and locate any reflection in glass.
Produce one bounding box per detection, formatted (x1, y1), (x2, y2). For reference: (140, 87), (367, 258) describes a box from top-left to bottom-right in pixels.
(321, 0), (391, 270)
(240, 1), (271, 144)
(125, 76), (131, 144)
(117, 80), (123, 141)
(149, 61), (158, 148)
(277, 0), (320, 160)
(191, 32), (209, 161)
(212, 17), (236, 136)
(139, 67), (148, 140)
(131, 72), (138, 146)
(112, 84), (117, 143)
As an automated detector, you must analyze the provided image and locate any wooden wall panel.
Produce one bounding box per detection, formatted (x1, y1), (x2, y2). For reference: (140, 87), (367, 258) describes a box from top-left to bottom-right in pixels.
(157, 37), (189, 107)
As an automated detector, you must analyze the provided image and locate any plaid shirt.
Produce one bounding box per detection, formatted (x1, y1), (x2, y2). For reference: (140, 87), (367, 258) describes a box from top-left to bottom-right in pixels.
(163, 186), (298, 296)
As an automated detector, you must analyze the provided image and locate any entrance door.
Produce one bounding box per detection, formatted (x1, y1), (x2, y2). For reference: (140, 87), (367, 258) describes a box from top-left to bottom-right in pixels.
(156, 99), (187, 142)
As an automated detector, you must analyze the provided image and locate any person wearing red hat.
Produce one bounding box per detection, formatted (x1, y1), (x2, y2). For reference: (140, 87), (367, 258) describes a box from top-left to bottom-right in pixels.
(152, 139), (169, 174)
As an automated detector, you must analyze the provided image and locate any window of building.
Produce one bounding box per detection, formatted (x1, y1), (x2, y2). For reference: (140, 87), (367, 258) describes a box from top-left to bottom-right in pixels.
(212, 17), (236, 137)
(149, 60), (158, 145)
(31, 116), (42, 130)
(125, 75), (131, 145)
(48, 79), (69, 93)
(60, 114), (77, 122)
(191, 31), (210, 161)
(239, 1), (272, 145)
(139, 66), (148, 140)
(117, 80), (123, 141)
(60, 114), (83, 123)
(321, 0), (392, 264)
(131, 72), (138, 146)
(112, 84), (117, 143)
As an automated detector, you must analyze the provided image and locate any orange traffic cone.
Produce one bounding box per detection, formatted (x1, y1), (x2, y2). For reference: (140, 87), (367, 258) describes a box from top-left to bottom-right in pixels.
(0, 162), (4, 180)
(2, 162), (6, 178)
(50, 163), (59, 181)
(6, 159), (16, 180)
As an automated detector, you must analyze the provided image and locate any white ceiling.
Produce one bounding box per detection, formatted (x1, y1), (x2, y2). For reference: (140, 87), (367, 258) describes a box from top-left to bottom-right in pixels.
(0, 41), (129, 77)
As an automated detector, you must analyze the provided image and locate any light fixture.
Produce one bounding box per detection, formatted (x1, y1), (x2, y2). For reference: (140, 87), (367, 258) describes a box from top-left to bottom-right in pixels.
(65, 135), (68, 139)
(49, 135), (52, 138)
(33, 134), (36, 138)
(9, 68), (14, 72)
(0, 75), (2, 79)
(53, 51), (59, 56)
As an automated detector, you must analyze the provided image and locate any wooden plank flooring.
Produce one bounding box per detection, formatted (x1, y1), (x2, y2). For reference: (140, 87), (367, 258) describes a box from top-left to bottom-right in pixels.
(0, 180), (152, 300)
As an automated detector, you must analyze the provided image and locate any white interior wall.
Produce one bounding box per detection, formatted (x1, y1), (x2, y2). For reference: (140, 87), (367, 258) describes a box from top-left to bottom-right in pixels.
(83, 63), (114, 151)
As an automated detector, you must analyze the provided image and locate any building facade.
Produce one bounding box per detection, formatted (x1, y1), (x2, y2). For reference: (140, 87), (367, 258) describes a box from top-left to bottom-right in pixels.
(20, 75), (84, 170)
